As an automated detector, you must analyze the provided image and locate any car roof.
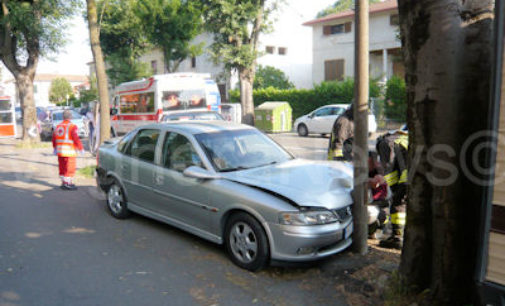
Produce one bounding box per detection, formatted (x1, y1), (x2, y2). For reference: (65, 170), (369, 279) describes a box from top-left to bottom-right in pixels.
(139, 121), (255, 135)
(323, 104), (350, 108)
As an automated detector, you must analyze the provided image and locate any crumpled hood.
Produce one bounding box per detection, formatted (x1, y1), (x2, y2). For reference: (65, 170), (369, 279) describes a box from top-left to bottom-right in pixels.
(221, 159), (354, 210)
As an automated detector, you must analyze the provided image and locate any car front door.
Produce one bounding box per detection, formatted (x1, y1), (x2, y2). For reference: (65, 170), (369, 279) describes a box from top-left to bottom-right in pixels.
(151, 131), (212, 232)
(309, 107), (333, 133)
(120, 128), (160, 211)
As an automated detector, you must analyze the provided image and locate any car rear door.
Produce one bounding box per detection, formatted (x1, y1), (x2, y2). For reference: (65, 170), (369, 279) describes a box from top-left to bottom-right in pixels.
(120, 128), (161, 211)
(151, 131), (212, 232)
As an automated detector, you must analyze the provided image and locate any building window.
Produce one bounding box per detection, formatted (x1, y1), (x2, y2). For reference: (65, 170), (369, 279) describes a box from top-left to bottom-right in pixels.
(323, 22), (351, 35)
(324, 59), (345, 81)
(278, 47), (287, 55)
(151, 60), (158, 74)
(390, 14), (399, 26)
(191, 57), (196, 68)
(265, 46), (275, 54)
(34, 85), (38, 94)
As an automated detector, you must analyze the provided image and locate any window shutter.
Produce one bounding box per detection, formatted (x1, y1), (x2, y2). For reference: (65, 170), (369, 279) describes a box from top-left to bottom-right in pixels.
(336, 59), (345, 81)
(344, 22), (352, 33)
(323, 25), (331, 35)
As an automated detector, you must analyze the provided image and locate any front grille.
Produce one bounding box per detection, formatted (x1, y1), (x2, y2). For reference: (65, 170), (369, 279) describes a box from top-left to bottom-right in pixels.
(334, 206), (352, 221)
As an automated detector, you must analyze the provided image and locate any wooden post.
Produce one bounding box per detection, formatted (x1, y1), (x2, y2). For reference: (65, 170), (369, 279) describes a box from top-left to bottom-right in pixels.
(352, 0), (369, 254)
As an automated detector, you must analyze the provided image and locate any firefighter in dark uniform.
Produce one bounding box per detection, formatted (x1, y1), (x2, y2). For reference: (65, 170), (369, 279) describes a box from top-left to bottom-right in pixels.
(328, 105), (354, 161)
(376, 129), (408, 249)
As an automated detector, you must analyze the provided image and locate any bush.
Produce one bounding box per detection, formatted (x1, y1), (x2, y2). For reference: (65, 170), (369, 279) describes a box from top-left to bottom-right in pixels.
(384, 76), (406, 121)
(229, 78), (381, 120)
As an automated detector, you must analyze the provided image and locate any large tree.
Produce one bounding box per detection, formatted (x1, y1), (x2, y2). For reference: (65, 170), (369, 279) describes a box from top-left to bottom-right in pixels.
(99, 0), (203, 84)
(87, 0), (110, 143)
(137, 0), (204, 73)
(254, 65), (294, 89)
(0, 0), (76, 142)
(203, 0), (277, 125)
(397, 0), (494, 303)
(98, 0), (152, 86)
(49, 77), (73, 105)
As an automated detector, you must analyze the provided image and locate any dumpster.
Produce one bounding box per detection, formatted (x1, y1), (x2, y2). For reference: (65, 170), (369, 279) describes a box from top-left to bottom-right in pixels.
(0, 96), (16, 138)
(254, 102), (292, 132)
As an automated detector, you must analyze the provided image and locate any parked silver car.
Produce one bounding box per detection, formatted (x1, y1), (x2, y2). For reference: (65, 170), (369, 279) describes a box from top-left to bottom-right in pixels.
(96, 121), (354, 271)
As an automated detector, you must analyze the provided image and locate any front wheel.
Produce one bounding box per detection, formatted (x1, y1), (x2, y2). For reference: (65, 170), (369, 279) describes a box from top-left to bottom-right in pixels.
(297, 124), (308, 137)
(224, 212), (269, 271)
(106, 180), (131, 219)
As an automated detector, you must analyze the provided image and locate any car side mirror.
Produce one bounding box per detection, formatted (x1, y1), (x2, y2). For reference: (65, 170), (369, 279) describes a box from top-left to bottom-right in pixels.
(308, 113), (315, 118)
(183, 166), (221, 180)
(110, 108), (118, 116)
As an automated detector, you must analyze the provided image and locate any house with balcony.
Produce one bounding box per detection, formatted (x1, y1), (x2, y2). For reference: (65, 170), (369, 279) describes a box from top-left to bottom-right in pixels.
(303, 0), (403, 84)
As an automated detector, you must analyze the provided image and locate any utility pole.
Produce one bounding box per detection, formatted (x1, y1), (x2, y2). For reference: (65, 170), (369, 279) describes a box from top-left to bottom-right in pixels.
(352, 0), (369, 254)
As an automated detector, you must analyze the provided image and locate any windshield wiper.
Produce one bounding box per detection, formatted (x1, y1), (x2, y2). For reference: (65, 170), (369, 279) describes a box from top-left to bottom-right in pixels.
(219, 166), (251, 172)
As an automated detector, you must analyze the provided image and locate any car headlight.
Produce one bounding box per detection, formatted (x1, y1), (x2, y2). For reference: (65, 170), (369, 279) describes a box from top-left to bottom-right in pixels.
(279, 209), (338, 226)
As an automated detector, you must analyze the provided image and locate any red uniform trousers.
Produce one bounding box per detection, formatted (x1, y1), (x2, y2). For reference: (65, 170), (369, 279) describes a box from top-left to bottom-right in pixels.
(58, 156), (76, 178)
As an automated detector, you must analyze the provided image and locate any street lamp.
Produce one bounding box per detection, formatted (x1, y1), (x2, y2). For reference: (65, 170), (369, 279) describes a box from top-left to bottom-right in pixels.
(66, 94), (69, 107)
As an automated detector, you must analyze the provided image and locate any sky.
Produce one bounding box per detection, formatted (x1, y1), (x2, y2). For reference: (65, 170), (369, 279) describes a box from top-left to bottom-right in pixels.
(1, 0), (336, 81)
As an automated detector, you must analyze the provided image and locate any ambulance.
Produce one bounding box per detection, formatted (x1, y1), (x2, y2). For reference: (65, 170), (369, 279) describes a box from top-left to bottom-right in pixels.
(0, 96), (16, 138)
(110, 73), (221, 135)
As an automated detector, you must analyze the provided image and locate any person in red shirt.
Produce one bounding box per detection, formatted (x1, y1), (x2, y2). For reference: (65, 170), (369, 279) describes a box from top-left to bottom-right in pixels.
(52, 110), (84, 190)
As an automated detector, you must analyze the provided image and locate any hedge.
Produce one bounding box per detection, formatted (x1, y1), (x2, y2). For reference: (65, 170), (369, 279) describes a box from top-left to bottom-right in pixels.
(384, 76), (407, 121)
(229, 78), (381, 120)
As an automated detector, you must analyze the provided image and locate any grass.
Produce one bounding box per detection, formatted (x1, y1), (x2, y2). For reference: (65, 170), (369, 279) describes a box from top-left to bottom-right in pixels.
(77, 165), (96, 179)
(384, 271), (430, 306)
(15, 141), (52, 149)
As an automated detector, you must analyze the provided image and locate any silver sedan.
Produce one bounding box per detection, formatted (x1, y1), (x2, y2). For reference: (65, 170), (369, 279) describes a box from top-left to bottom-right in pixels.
(96, 121), (354, 271)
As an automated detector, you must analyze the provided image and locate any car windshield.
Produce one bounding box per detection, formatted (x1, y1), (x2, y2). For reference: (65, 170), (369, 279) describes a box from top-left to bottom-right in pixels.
(53, 111), (82, 121)
(195, 129), (293, 172)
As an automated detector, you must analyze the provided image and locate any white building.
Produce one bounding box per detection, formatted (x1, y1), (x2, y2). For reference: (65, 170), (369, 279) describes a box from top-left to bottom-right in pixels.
(5, 74), (88, 107)
(303, 0), (403, 84)
(133, 4), (316, 99)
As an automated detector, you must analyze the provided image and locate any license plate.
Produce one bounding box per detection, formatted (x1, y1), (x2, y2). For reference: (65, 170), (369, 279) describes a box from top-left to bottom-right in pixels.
(344, 223), (353, 239)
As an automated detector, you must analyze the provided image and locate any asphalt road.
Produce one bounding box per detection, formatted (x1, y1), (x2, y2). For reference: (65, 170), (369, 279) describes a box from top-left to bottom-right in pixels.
(0, 137), (357, 306)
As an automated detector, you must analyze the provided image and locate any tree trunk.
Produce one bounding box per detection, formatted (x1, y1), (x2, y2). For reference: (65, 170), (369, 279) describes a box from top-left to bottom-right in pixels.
(17, 70), (39, 142)
(397, 0), (493, 303)
(87, 0), (111, 144)
(239, 68), (255, 126)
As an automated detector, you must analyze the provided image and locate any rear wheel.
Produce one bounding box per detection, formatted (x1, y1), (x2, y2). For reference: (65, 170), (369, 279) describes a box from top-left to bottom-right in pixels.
(224, 212), (269, 271)
(297, 124), (308, 137)
(106, 180), (131, 219)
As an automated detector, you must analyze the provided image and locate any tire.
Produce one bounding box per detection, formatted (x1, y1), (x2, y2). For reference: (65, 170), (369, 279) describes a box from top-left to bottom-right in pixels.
(297, 124), (308, 137)
(224, 212), (269, 271)
(106, 179), (131, 219)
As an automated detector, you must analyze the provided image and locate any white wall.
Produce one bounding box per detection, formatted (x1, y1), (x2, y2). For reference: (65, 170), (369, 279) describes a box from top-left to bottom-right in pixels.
(311, 11), (401, 84)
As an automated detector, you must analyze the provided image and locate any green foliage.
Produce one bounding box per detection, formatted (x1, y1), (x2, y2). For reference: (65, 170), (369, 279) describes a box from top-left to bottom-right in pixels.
(49, 78), (73, 105)
(254, 65), (294, 89)
(230, 78), (381, 119)
(316, 0), (381, 18)
(384, 76), (407, 121)
(99, 0), (203, 84)
(106, 54), (153, 86)
(74, 75), (98, 107)
(2, 0), (79, 57)
(137, 0), (203, 72)
(77, 165), (97, 178)
(202, 0), (277, 71)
